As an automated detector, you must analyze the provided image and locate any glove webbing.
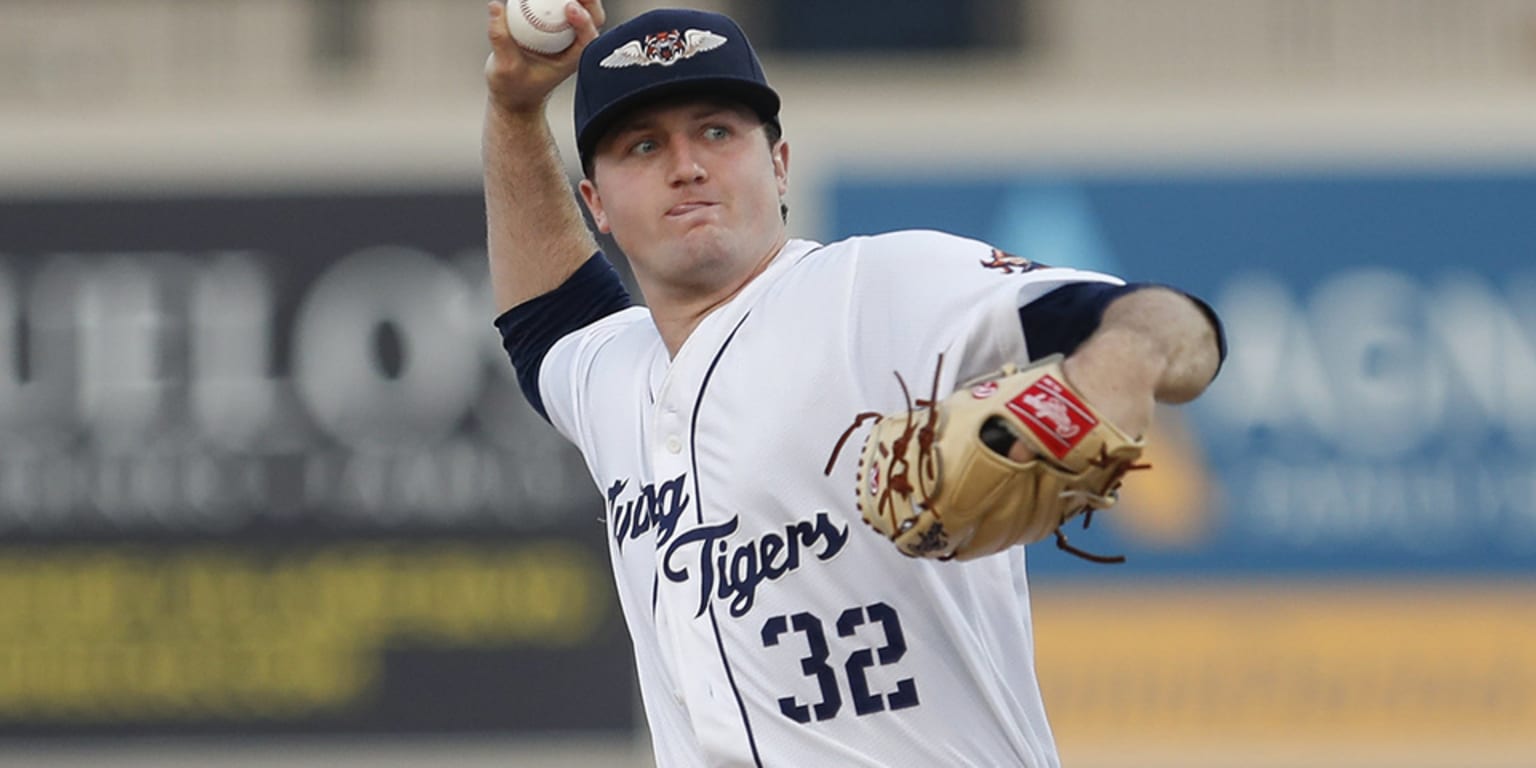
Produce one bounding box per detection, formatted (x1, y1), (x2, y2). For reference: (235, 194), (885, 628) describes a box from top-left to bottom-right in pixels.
(825, 355), (1146, 564)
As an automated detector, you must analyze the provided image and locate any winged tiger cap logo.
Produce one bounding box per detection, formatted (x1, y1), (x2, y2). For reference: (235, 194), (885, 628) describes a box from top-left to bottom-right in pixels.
(599, 28), (729, 68)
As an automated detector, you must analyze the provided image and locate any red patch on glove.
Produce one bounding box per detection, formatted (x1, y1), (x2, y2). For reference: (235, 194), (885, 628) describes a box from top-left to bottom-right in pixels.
(1005, 375), (1097, 459)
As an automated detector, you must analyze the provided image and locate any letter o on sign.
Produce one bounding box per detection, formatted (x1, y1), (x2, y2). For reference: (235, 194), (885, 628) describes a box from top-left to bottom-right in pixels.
(294, 246), (479, 451)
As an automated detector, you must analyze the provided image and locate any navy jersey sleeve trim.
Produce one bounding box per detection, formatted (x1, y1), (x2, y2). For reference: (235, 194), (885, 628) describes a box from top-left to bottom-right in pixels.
(1017, 282), (1227, 378)
(1017, 281), (1142, 361)
(493, 251), (634, 421)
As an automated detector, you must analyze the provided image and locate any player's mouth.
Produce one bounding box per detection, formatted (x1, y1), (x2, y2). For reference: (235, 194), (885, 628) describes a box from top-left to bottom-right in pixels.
(665, 201), (718, 219)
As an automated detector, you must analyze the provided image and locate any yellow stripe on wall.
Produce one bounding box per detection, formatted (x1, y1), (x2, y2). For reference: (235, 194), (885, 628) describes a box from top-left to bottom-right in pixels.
(1033, 581), (1536, 756)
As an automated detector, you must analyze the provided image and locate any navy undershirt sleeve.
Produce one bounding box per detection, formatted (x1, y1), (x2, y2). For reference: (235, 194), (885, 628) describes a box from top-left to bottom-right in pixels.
(494, 251), (634, 421)
(1017, 282), (1228, 375)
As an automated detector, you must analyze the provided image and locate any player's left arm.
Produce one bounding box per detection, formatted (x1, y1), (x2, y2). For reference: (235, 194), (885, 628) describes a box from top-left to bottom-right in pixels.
(1058, 286), (1223, 439)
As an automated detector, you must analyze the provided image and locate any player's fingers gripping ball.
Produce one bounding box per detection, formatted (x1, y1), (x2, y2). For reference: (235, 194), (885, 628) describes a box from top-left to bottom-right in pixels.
(827, 355), (1149, 562)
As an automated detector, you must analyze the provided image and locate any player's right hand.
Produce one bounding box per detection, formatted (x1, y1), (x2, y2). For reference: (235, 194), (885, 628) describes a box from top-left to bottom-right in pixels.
(484, 0), (605, 115)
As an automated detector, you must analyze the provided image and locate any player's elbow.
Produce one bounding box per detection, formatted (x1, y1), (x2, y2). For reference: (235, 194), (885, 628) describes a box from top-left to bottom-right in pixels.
(1153, 322), (1221, 404)
(1100, 287), (1224, 404)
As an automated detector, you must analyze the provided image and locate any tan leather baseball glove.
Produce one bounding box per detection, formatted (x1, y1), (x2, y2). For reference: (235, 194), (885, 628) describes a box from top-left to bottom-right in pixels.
(826, 355), (1148, 562)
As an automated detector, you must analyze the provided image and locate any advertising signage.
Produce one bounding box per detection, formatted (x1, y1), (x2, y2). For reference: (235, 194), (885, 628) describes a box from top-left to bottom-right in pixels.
(0, 192), (633, 737)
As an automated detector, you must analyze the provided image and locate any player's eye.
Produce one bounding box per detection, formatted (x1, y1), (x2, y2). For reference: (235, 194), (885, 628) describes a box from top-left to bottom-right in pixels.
(702, 125), (731, 141)
(629, 138), (659, 155)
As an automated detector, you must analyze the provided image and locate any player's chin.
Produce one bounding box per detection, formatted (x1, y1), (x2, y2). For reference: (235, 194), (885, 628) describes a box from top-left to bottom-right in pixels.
(666, 218), (728, 248)
(666, 228), (738, 268)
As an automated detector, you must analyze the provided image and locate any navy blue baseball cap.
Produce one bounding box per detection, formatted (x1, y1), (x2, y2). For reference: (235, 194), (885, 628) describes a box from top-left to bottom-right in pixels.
(574, 8), (780, 165)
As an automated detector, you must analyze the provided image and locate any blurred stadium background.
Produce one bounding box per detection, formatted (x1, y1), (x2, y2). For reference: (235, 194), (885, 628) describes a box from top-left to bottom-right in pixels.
(3, 0), (1536, 766)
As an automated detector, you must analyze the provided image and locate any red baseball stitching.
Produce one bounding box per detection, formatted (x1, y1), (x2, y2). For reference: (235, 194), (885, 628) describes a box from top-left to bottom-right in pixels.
(519, 0), (568, 33)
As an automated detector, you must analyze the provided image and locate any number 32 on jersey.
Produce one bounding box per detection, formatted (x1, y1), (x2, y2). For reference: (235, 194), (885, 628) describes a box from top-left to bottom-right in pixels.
(760, 601), (920, 723)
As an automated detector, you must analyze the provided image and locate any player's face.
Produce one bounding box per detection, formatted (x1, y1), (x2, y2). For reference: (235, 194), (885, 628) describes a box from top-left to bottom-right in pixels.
(579, 99), (790, 301)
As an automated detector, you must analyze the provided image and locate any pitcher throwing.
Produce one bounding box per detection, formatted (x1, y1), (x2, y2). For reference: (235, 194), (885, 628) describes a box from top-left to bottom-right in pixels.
(483, 3), (1226, 765)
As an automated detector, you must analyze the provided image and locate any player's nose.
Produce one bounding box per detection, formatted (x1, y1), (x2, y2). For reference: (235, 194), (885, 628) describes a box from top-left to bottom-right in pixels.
(665, 143), (708, 186)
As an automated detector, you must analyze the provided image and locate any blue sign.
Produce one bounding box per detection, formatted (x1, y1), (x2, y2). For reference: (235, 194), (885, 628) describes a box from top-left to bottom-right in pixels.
(831, 172), (1536, 575)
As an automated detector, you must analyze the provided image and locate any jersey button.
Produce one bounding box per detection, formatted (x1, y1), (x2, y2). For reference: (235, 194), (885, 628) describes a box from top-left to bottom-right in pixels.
(665, 436), (683, 454)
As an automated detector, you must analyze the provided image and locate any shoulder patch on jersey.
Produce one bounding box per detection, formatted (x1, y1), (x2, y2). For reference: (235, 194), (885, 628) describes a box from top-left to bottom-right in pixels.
(979, 248), (1047, 274)
(599, 28), (728, 68)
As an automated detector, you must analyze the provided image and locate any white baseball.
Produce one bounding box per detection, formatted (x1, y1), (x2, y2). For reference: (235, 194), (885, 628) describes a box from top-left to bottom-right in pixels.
(505, 0), (576, 55)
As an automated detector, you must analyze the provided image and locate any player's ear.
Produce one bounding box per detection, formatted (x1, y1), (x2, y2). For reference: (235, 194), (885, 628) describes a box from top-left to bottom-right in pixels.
(772, 139), (789, 198)
(578, 178), (611, 234)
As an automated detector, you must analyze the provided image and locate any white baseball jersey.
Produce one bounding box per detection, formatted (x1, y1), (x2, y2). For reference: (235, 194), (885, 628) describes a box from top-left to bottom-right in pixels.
(531, 230), (1122, 767)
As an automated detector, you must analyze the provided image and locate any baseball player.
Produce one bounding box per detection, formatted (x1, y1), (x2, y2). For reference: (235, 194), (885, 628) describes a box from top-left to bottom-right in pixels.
(484, 3), (1224, 766)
